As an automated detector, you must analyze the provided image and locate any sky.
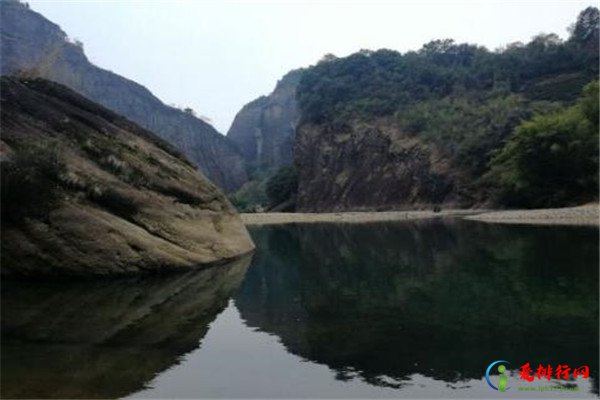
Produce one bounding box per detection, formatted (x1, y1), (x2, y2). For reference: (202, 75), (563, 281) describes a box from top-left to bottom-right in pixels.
(27, 0), (595, 134)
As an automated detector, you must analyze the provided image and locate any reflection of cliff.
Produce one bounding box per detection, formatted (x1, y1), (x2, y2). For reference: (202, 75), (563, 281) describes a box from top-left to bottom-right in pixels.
(236, 222), (599, 390)
(1, 256), (251, 399)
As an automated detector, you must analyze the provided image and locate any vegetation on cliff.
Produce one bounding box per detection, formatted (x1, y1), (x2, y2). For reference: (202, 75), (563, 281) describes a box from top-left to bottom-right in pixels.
(230, 165), (298, 212)
(1, 144), (65, 224)
(265, 166), (298, 209)
(226, 70), (302, 212)
(294, 7), (599, 210)
(488, 80), (599, 207)
(298, 7), (598, 124)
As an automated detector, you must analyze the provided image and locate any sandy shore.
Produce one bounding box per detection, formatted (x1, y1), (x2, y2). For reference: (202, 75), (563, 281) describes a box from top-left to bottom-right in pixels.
(241, 204), (599, 226)
(241, 209), (477, 225)
(464, 204), (599, 226)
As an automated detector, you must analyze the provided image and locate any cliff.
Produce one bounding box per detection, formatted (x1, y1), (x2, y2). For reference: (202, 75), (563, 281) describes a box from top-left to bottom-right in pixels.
(227, 69), (302, 172)
(295, 119), (457, 212)
(0, 0), (247, 191)
(0, 77), (254, 276)
(294, 8), (599, 211)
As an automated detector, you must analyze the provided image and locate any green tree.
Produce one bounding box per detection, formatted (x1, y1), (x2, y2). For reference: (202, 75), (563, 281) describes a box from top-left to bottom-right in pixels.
(569, 7), (600, 48)
(294, 7), (598, 207)
(488, 81), (598, 207)
(266, 166), (298, 207)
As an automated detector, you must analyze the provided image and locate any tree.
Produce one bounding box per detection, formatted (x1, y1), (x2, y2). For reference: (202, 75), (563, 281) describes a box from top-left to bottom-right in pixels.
(295, 7), (598, 207)
(569, 7), (600, 46)
(420, 39), (456, 55)
(319, 53), (338, 64)
(488, 81), (599, 207)
(266, 166), (297, 207)
(183, 107), (196, 116)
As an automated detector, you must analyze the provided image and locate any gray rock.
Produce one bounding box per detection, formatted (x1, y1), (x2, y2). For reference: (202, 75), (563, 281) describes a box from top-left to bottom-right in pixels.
(294, 119), (458, 212)
(0, 0), (247, 191)
(0, 77), (254, 276)
(227, 69), (302, 172)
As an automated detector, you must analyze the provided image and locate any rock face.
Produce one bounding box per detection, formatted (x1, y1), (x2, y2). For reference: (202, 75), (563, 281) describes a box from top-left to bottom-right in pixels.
(291, 8), (599, 212)
(227, 69), (302, 172)
(0, 77), (254, 276)
(0, 0), (247, 191)
(294, 119), (457, 212)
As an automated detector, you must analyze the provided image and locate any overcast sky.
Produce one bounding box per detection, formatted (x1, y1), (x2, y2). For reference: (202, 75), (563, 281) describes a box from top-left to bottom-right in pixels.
(28, 0), (594, 134)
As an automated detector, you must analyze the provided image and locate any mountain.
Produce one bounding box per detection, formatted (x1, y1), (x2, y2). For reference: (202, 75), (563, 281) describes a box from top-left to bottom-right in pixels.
(0, 77), (254, 276)
(0, 0), (247, 192)
(226, 8), (598, 212)
(293, 8), (599, 211)
(227, 69), (302, 173)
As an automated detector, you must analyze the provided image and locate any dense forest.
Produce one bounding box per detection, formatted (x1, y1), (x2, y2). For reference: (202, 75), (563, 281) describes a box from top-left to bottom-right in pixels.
(293, 6), (599, 209)
(298, 7), (598, 122)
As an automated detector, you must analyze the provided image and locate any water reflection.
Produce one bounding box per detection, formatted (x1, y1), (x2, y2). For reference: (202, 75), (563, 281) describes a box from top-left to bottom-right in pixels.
(236, 220), (599, 394)
(1, 256), (251, 399)
(2, 220), (598, 398)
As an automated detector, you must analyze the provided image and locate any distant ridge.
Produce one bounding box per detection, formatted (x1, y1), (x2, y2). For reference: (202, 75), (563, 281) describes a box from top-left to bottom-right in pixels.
(0, 0), (247, 191)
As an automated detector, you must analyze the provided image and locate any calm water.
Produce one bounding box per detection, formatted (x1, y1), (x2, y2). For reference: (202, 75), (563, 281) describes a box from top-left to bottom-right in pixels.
(2, 219), (598, 398)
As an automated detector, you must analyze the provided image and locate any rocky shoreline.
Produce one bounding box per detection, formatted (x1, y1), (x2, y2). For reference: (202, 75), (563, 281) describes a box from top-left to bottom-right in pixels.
(242, 210), (477, 225)
(241, 204), (599, 226)
(465, 204), (599, 226)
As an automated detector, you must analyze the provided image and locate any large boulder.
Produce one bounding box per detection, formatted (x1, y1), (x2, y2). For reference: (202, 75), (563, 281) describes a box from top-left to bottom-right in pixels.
(0, 77), (254, 276)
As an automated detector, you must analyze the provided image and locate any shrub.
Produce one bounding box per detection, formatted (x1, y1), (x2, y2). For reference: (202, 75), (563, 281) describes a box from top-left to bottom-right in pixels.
(266, 166), (298, 207)
(88, 187), (139, 221)
(488, 81), (599, 207)
(1, 144), (66, 224)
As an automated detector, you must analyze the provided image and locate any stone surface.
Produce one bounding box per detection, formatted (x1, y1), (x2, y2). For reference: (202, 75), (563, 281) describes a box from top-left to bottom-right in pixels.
(294, 119), (462, 212)
(0, 0), (247, 191)
(0, 77), (254, 276)
(227, 69), (302, 172)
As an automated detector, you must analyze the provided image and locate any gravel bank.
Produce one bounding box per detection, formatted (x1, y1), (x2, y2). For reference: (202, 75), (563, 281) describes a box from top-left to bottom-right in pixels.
(241, 205), (599, 226)
(241, 210), (478, 225)
(464, 204), (599, 226)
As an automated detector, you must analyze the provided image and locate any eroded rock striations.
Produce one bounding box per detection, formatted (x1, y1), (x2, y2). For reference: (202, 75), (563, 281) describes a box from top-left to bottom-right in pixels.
(227, 69), (302, 172)
(295, 119), (456, 212)
(0, 77), (254, 276)
(0, 0), (247, 191)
